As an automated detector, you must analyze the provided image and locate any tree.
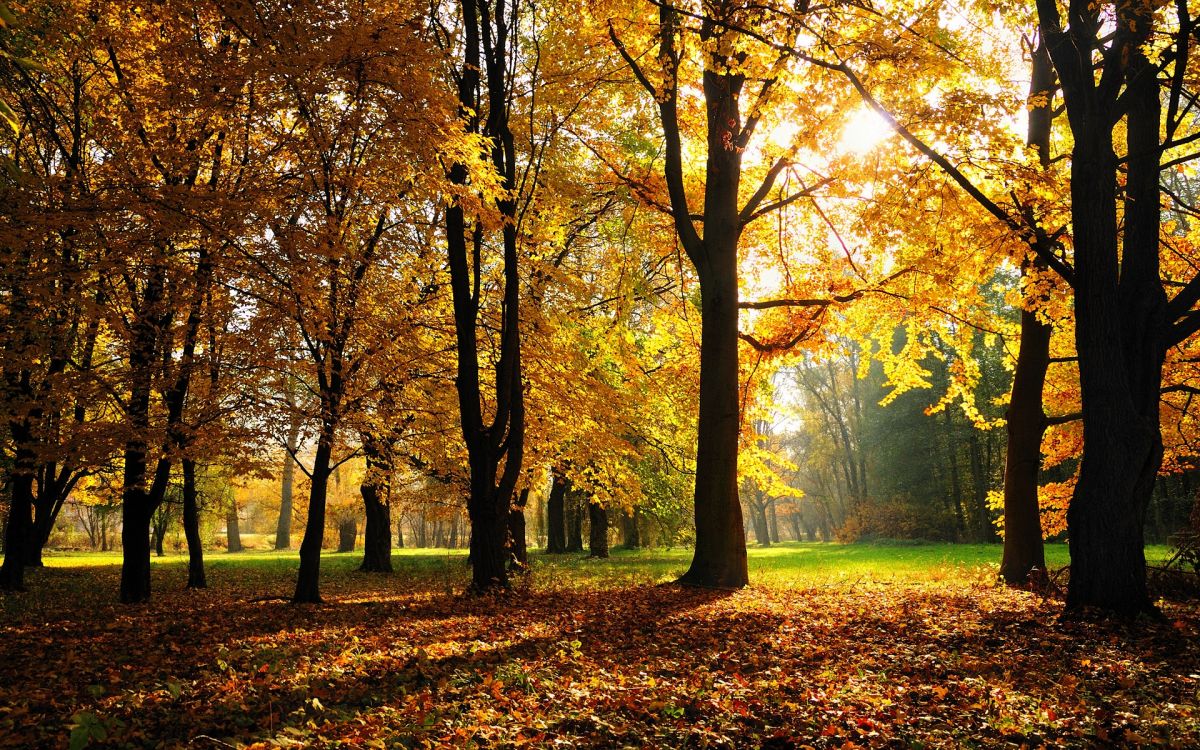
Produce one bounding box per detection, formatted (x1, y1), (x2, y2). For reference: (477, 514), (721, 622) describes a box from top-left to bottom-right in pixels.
(440, 0), (526, 592)
(1031, 0), (1198, 614)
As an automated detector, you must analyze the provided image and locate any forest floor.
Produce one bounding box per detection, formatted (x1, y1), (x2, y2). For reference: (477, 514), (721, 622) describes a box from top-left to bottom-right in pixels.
(1, 543), (1198, 749)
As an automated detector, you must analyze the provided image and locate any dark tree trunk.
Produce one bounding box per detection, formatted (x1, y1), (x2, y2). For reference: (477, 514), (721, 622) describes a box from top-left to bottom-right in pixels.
(620, 508), (641, 549)
(337, 517), (357, 553)
(0, 442), (35, 591)
(293, 433), (333, 603)
(26, 465), (79, 568)
(226, 498), (242, 553)
(588, 500), (609, 558)
(546, 472), (568, 553)
(446, 0), (525, 593)
(359, 499), (390, 571)
(566, 489), (584, 553)
(748, 493), (771, 547)
(359, 445), (393, 573)
(1000, 301), (1051, 584)
(119, 267), (171, 604)
(998, 35), (1059, 585)
(182, 458), (206, 589)
(153, 518), (166, 557)
(509, 488), (529, 569)
(1037, 0), (1165, 616)
(275, 415), (301, 550)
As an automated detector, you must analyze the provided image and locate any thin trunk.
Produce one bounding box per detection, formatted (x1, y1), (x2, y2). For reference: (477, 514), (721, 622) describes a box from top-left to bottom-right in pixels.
(566, 488), (584, 553)
(1000, 34), (1055, 585)
(509, 487), (529, 568)
(337, 517), (357, 553)
(293, 433), (333, 603)
(447, 0), (525, 593)
(546, 472), (568, 553)
(226, 494), (242, 553)
(588, 500), (609, 558)
(359, 436), (393, 573)
(1000, 299), (1051, 584)
(0, 442), (35, 590)
(275, 414), (301, 550)
(182, 458), (205, 588)
(621, 508), (641, 549)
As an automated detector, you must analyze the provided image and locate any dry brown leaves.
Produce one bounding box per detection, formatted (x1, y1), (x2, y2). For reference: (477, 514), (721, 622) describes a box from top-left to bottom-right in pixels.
(1, 562), (1199, 749)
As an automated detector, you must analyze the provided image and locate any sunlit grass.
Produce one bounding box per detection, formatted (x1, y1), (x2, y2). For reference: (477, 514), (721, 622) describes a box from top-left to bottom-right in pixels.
(35, 540), (1173, 592)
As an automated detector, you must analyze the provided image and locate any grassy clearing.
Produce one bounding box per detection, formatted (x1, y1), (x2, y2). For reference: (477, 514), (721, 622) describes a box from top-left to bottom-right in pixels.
(2, 542), (1195, 750)
(34, 540), (1173, 587)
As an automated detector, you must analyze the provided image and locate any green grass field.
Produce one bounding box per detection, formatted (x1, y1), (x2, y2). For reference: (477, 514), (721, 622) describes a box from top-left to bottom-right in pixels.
(31, 541), (1174, 590)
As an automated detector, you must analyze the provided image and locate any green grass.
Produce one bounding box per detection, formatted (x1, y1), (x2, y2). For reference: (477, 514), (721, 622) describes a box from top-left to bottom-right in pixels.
(34, 541), (1175, 590)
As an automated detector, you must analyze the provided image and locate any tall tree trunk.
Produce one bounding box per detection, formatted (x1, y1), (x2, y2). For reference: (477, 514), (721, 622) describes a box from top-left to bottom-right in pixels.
(1001, 299), (1051, 584)
(566, 489), (584, 553)
(0, 441), (35, 591)
(119, 267), (170, 604)
(1034, 0), (1171, 618)
(620, 508), (641, 549)
(1000, 35), (1055, 585)
(337, 517), (357, 553)
(546, 472), (568, 553)
(226, 494), (242, 553)
(1066, 69), (1162, 615)
(359, 436), (393, 573)
(679, 240), (747, 586)
(509, 488), (529, 569)
(446, 0), (525, 593)
(588, 500), (609, 559)
(767, 498), (780, 543)
(293, 432), (333, 603)
(275, 414), (301, 550)
(182, 458), (205, 589)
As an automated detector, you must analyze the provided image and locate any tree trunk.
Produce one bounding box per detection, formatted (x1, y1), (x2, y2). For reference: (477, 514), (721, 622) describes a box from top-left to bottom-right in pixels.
(446, 0), (525, 593)
(275, 415), (301, 550)
(226, 495), (242, 553)
(0, 442), (35, 591)
(674, 45), (749, 587)
(588, 500), (609, 558)
(153, 518), (166, 557)
(679, 245), (747, 586)
(182, 458), (206, 589)
(359, 439), (393, 573)
(1065, 95), (1162, 616)
(566, 489), (584, 553)
(546, 472), (568, 553)
(26, 465), (78, 568)
(337, 517), (357, 553)
(293, 434), (333, 603)
(1000, 269), (1051, 585)
(1036, 0), (1166, 618)
(509, 488), (529, 569)
(620, 508), (641, 549)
